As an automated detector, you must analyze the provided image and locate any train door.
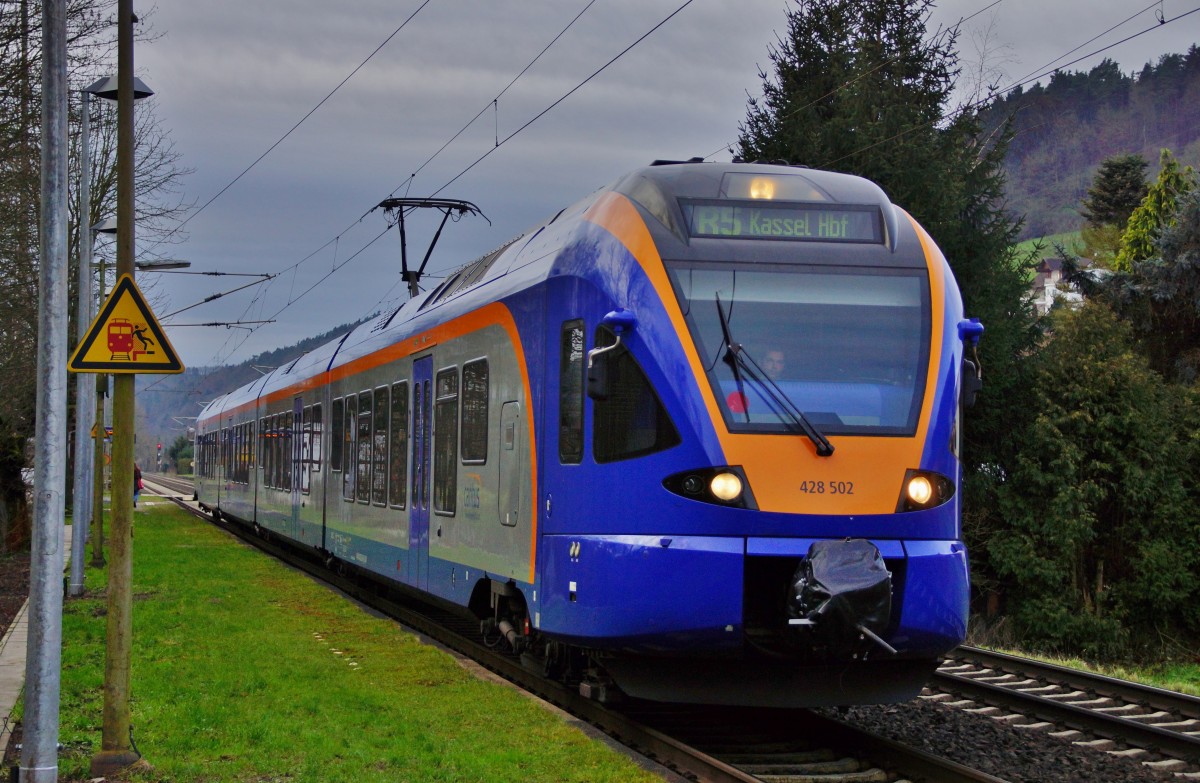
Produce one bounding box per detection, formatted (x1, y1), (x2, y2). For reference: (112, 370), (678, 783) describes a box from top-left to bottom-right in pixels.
(499, 401), (522, 527)
(539, 316), (586, 540)
(410, 356), (433, 590)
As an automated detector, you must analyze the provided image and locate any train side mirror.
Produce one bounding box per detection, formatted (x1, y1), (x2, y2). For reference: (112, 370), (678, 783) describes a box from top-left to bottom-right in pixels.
(587, 309), (637, 400)
(957, 318), (984, 408)
(962, 357), (982, 408)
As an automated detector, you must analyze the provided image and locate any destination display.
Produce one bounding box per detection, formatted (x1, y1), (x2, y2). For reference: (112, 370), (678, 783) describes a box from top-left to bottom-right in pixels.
(683, 201), (883, 243)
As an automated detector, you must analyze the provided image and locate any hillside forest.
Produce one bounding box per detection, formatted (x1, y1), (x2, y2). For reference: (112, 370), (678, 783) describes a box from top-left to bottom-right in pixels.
(982, 48), (1200, 238)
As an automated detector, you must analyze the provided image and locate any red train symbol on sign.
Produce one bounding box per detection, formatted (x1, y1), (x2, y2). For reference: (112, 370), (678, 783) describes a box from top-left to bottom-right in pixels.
(107, 318), (156, 361)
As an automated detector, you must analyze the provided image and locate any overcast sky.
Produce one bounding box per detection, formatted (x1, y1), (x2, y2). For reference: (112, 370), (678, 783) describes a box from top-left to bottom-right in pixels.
(118, 0), (1197, 367)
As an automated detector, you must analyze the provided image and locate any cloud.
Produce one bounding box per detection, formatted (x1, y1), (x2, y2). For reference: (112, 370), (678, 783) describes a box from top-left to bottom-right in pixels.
(134, 0), (1197, 363)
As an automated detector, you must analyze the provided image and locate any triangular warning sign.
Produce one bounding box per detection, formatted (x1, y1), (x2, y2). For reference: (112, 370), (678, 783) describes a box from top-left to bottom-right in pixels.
(69, 274), (184, 374)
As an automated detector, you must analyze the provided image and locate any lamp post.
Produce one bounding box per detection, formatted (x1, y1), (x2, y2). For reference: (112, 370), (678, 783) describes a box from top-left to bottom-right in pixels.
(89, 220), (117, 572)
(70, 85), (97, 596)
(92, 6), (154, 770)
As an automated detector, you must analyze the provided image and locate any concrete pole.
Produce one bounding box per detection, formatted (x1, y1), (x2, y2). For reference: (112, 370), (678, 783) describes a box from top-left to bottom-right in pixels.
(21, 0), (68, 778)
(70, 88), (94, 597)
(92, 0), (141, 774)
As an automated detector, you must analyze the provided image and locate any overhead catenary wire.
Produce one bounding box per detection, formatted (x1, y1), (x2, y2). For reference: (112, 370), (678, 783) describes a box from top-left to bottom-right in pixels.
(203, 0), (693, 367)
(144, 0), (436, 255)
(421, 0), (698, 200)
(817, 4), (1200, 170)
(186, 0), (601, 368)
(701, 0), (1189, 167)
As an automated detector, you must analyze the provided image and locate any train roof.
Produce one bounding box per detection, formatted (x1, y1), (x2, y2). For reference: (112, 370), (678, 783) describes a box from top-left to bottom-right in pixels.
(629, 159), (892, 204)
(197, 161), (923, 424)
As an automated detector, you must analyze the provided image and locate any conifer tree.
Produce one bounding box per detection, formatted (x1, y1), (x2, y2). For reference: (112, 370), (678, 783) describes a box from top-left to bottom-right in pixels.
(1116, 148), (1196, 270)
(737, 0), (1040, 601)
(1081, 153), (1148, 228)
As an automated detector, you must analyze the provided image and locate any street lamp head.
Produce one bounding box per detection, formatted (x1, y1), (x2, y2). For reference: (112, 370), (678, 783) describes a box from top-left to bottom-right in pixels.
(135, 259), (192, 271)
(84, 75), (154, 102)
(92, 217), (118, 234)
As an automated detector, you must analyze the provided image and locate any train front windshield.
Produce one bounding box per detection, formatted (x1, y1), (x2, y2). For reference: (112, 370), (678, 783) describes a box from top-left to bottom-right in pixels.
(668, 264), (931, 436)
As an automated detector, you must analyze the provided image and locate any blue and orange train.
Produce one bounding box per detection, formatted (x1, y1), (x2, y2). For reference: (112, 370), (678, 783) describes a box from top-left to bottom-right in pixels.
(196, 160), (983, 706)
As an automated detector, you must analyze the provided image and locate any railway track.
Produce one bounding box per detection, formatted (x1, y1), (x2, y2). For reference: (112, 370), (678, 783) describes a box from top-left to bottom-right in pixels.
(148, 475), (1006, 783)
(931, 647), (1200, 778)
(145, 472), (195, 498)
(151, 474), (1200, 780)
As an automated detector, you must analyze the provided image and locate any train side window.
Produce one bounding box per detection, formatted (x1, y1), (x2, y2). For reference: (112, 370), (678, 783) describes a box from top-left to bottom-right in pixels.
(275, 414), (285, 489)
(389, 381), (408, 508)
(592, 326), (681, 463)
(243, 423), (251, 483)
(257, 418), (266, 486)
(278, 414), (286, 489)
(310, 403), (322, 476)
(301, 406), (312, 494)
(559, 320), (585, 464)
(372, 386), (388, 506)
(257, 422), (265, 488)
(356, 391), (372, 503)
(331, 398), (344, 472)
(343, 394), (357, 501)
(264, 415), (273, 489)
(461, 359), (488, 464)
(433, 367), (458, 515)
(282, 412), (293, 491)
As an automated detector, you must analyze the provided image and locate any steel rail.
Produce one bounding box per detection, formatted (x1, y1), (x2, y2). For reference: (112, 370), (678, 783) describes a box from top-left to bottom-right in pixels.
(953, 646), (1200, 718)
(935, 658), (1200, 764)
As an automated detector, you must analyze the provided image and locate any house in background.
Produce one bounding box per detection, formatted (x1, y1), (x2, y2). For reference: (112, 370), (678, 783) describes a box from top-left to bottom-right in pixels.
(1029, 256), (1111, 315)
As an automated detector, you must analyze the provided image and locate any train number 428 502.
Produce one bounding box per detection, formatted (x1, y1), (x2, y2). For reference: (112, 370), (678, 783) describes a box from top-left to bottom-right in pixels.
(799, 480), (855, 495)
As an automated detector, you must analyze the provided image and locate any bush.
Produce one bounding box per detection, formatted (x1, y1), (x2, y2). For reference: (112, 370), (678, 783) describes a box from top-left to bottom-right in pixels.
(988, 303), (1200, 660)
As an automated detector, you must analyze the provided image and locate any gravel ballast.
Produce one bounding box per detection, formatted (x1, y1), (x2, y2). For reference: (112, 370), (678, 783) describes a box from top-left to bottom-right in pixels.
(829, 698), (1184, 782)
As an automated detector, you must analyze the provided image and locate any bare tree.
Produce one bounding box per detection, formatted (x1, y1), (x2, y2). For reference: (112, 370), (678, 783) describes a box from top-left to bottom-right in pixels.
(0, 0), (191, 550)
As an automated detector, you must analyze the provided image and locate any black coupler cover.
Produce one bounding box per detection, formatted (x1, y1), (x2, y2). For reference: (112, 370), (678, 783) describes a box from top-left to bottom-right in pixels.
(788, 538), (892, 655)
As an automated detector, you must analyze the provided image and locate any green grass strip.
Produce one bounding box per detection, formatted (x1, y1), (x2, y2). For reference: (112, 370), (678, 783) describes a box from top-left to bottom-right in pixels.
(53, 503), (662, 782)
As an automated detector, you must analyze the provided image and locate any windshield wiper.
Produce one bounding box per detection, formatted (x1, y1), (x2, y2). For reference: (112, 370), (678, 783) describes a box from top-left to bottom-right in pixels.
(714, 294), (750, 424)
(713, 296), (834, 457)
(738, 350), (834, 457)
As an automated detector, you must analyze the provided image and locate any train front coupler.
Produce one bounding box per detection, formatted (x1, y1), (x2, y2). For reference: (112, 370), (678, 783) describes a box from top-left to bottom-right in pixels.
(787, 538), (897, 660)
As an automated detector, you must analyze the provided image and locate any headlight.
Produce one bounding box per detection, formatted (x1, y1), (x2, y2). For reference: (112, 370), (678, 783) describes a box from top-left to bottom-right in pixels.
(895, 469), (954, 512)
(662, 466), (756, 509)
(710, 472), (743, 501)
(906, 475), (933, 505)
